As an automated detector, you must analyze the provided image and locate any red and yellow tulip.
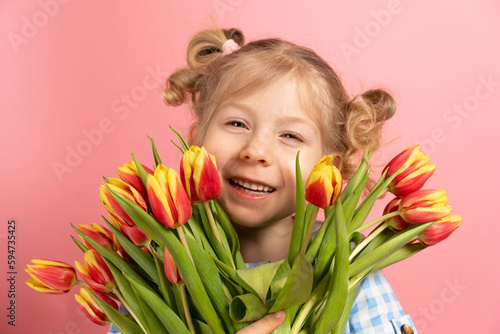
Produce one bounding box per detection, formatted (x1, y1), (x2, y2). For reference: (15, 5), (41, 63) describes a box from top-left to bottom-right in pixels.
(180, 145), (221, 204)
(399, 189), (453, 224)
(99, 178), (147, 227)
(117, 161), (154, 201)
(109, 214), (150, 247)
(75, 287), (118, 326)
(305, 155), (343, 209)
(164, 247), (184, 285)
(384, 145), (436, 197)
(147, 164), (192, 228)
(78, 223), (116, 252)
(75, 249), (116, 293)
(383, 198), (410, 232)
(26, 259), (77, 294)
(418, 215), (462, 246)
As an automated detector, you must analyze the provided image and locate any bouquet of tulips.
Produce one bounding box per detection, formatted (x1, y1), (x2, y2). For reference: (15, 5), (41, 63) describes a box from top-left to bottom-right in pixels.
(26, 130), (461, 334)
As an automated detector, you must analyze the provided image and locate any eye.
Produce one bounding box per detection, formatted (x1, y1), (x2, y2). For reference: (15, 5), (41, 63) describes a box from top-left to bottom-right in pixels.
(281, 132), (303, 142)
(227, 120), (247, 129)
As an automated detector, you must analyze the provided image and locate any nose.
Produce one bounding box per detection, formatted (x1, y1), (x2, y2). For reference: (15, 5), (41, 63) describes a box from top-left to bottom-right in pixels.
(239, 132), (273, 166)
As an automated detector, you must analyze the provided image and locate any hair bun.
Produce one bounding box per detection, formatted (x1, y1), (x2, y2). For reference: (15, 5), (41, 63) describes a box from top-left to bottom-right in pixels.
(360, 89), (396, 122)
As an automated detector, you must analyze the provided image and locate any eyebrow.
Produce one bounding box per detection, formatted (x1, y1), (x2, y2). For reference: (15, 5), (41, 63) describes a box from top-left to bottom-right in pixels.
(219, 102), (316, 126)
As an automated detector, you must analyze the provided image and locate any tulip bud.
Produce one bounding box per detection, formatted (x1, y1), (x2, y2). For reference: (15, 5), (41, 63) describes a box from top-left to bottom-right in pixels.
(383, 198), (410, 231)
(164, 247), (184, 285)
(384, 145), (436, 197)
(99, 178), (147, 227)
(117, 161), (154, 200)
(147, 164), (192, 228)
(109, 213), (150, 247)
(75, 287), (118, 326)
(26, 259), (77, 294)
(399, 189), (453, 224)
(75, 249), (115, 293)
(418, 215), (462, 246)
(78, 223), (116, 252)
(180, 146), (221, 204)
(305, 155), (343, 209)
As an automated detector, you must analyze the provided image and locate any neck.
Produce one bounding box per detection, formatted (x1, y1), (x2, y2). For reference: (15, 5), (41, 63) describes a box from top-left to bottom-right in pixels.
(234, 216), (293, 263)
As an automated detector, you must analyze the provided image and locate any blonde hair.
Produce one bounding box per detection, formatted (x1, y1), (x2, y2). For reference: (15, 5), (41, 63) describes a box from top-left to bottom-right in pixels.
(163, 27), (395, 182)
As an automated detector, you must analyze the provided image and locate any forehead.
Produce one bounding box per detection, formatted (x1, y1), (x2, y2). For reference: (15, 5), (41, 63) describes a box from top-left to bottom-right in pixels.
(221, 74), (326, 120)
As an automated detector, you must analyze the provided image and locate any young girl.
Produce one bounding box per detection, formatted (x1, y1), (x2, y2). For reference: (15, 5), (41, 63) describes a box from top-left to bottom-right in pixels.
(109, 27), (417, 334)
(160, 27), (418, 334)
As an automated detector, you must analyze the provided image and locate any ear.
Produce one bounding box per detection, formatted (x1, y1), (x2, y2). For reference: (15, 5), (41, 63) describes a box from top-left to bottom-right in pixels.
(187, 122), (201, 146)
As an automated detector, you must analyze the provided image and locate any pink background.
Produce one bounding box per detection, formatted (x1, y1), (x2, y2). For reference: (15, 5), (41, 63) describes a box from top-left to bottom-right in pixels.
(1, 1), (499, 333)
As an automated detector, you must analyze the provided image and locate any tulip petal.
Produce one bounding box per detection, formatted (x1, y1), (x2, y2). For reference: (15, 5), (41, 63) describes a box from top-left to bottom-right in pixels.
(147, 173), (176, 228)
(418, 215), (462, 246)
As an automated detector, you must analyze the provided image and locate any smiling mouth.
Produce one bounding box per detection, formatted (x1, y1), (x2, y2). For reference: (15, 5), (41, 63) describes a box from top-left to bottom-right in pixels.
(228, 178), (276, 195)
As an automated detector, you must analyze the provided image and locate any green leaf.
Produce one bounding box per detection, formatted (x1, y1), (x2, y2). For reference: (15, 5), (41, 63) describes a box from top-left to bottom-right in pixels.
(170, 125), (190, 151)
(103, 216), (159, 284)
(212, 257), (257, 296)
(230, 293), (269, 322)
(198, 202), (234, 267)
(86, 288), (144, 334)
(150, 245), (176, 311)
(212, 200), (246, 270)
(312, 206), (337, 284)
(71, 235), (88, 253)
(371, 242), (426, 272)
(314, 201), (349, 334)
(236, 260), (285, 303)
(304, 208), (335, 263)
(342, 166), (370, 226)
(186, 234), (234, 332)
(330, 281), (362, 334)
(289, 151), (305, 265)
(339, 150), (372, 203)
(268, 254), (313, 313)
(350, 226), (394, 262)
(124, 273), (191, 334)
(132, 153), (149, 191)
(193, 319), (215, 334)
(147, 135), (163, 167)
(349, 222), (433, 277)
(132, 285), (168, 334)
(267, 261), (292, 302)
(103, 259), (153, 334)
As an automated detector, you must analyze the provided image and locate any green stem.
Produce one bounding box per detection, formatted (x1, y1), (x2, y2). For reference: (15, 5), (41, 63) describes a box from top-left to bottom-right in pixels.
(180, 284), (196, 334)
(349, 222), (388, 262)
(76, 280), (88, 288)
(176, 226), (194, 264)
(203, 201), (222, 243)
(113, 288), (148, 334)
(291, 274), (330, 334)
(299, 206), (320, 255)
(355, 211), (399, 234)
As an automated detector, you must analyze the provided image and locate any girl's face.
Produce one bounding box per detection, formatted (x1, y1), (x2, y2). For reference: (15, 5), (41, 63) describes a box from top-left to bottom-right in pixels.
(199, 78), (325, 230)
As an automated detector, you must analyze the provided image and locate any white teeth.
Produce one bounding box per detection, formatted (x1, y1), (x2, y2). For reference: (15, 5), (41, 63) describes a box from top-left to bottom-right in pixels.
(231, 179), (274, 193)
